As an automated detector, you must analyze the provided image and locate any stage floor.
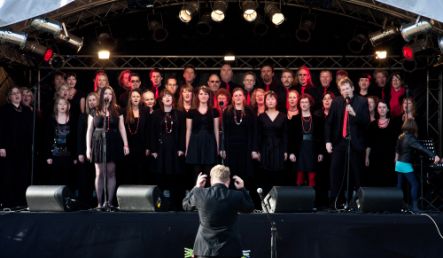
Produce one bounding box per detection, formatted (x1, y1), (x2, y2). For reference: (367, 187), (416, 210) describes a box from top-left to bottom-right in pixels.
(0, 211), (442, 258)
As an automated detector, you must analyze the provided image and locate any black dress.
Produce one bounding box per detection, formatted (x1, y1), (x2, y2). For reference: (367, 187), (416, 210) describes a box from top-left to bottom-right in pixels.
(0, 103), (33, 207)
(186, 108), (219, 165)
(255, 112), (288, 172)
(222, 107), (255, 178)
(90, 110), (124, 163)
(123, 106), (150, 184)
(44, 117), (76, 186)
(150, 109), (186, 175)
(366, 119), (399, 186)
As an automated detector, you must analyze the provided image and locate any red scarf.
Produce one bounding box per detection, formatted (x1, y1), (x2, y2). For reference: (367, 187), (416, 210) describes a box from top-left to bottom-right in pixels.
(390, 86), (405, 117)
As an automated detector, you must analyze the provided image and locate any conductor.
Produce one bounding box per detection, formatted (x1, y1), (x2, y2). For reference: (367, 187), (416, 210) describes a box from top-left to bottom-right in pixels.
(183, 165), (255, 258)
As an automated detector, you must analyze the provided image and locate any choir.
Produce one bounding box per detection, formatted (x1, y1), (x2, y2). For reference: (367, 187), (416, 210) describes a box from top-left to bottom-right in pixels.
(0, 66), (441, 212)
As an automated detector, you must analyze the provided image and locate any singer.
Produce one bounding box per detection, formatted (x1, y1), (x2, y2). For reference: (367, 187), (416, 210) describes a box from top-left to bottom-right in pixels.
(86, 86), (130, 210)
(325, 77), (369, 209)
(183, 165), (254, 258)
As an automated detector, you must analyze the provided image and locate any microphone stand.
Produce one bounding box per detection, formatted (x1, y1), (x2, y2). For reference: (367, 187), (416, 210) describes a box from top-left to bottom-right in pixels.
(344, 100), (352, 211)
(101, 104), (109, 211)
(257, 189), (278, 258)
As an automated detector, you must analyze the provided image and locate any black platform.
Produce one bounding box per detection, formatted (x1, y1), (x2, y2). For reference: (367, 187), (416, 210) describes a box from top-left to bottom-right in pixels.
(0, 211), (442, 258)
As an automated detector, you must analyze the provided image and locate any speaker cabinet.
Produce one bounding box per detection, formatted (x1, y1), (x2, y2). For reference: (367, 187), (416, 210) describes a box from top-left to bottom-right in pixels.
(117, 185), (162, 211)
(26, 185), (71, 212)
(357, 187), (404, 213)
(263, 186), (315, 213)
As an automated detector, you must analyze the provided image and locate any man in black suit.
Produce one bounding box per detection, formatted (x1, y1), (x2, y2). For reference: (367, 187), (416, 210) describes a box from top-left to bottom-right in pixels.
(325, 77), (369, 208)
(183, 165), (254, 258)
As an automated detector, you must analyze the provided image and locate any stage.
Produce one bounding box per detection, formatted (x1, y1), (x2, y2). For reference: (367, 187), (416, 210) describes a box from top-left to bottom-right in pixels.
(0, 211), (442, 258)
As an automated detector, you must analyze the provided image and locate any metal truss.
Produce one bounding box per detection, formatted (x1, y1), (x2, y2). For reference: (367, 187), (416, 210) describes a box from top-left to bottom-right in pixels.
(42, 55), (409, 71)
(426, 69), (443, 153)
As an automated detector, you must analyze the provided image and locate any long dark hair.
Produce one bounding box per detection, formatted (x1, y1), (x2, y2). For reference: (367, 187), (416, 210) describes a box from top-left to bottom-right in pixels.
(125, 89), (142, 124)
(399, 118), (418, 139)
(97, 86), (120, 117)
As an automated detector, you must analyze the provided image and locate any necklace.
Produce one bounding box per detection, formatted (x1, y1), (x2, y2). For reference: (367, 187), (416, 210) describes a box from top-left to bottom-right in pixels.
(378, 118), (389, 128)
(233, 109), (244, 125)
(128, 117), (140, 135)
(164, 112), (173, 134)
(302, 115), (312, 133)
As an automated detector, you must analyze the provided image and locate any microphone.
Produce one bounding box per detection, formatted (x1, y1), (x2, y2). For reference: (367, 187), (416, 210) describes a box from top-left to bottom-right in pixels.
(257, 188), (269, 213)
(219, 100), (225, 108)
(345, 96), (351, 104)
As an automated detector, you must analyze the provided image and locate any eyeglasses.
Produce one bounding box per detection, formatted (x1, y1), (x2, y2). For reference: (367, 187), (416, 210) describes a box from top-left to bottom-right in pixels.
(131, 80), (140, 83)
(209, 80), (220, 83)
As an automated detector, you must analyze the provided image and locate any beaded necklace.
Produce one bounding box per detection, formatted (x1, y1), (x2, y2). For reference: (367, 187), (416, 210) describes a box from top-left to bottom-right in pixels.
(233, 108), (244, 125)
(164, 112), (173, 134)
(302, 115), (312, 133)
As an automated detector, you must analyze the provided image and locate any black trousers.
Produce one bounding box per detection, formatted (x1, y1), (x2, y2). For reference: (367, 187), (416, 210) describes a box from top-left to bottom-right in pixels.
(329, 140), (364, 202)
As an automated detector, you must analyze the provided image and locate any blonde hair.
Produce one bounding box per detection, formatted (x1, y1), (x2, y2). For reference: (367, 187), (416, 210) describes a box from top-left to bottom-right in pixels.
(210, 165), (230, 182)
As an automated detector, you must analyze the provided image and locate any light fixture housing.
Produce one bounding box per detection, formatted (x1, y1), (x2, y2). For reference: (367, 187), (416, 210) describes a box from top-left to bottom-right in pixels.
(0, 29), (53, 60)
(347, 34), (368, 54)
(98, 50), (110, 60)
(368, 26), (399, 46)
(242, 0), (258, 22)
(400, 19), (432, 42)
(296, 15), (316, 43)
(30, 17), (83, 52)
(148, 20), (169, 42)
(264, 3), (284, 26)
(224, 54), (235, 61)
(179, 1), (199, 23)
(211, 0), (228, 22)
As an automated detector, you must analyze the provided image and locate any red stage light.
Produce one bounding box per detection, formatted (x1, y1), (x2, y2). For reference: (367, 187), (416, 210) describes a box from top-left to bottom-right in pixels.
(43, 48), (54, 62)
(402, 46), (414, 61)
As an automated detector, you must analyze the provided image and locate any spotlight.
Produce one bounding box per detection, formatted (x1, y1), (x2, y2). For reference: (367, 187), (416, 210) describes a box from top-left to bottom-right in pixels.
(196, 14), (212, 36)
(179, 1), (199, 23)
(211, 0), (228, 22)
(296, 15), (316, 43)
(368, 26), (399, 46)
(401, 36), (433, 60)
(437, 36), (443, 53)
(400, 19), (432, 42)
(30, 18), (83, 52)
(375, 50), (387, 60)
(347, 34), (368, 54)
(224, 54), (235, 62)
(148, 20), (169, 42)
(242, 0), (258, 22)
(0, 29), (53, 60)
(97, 33), (115, 60)
(98, 50), (110, 60)
(402, 45), (414, 61)
(253, 16), (269, 37)
(264, 3), (285, 26)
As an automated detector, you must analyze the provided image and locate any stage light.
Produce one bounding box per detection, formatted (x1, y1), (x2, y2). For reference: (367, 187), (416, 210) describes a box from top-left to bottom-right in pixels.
(148, 20), (169, 42)
(400, 19), (432, 42)
(0, 30), (27, 48)
(253, 15), (269, 37)
(264, 3), (284, 26)
(368, 26), (399, 46)
(438, 36), (443, 53)
(196, 14), (212, 35)
(30, 18), (83, 52)
(296, 15), (316, 43)
(224, 55), (235, 61)
(402, 45), (414, 61)
(347, 34), (368, 54)
(179, 1), (199, 23)
(375, 50), (387, 60)
(0, 29), (54, 61)
(242, 0), (258, 22)
(211, 0), (228, 22)
(98, 50), (110, 60)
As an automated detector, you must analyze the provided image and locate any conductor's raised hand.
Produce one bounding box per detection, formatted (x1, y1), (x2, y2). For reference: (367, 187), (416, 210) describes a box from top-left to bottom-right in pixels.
(232, 175), (244, 190)
(195, 172), (207, 188)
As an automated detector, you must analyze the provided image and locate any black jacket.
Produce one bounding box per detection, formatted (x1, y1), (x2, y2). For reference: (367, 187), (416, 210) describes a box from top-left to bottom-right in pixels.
(396, 133), (435, 163)
(183, 184), (254, 257)
(325, 95), (369, 151)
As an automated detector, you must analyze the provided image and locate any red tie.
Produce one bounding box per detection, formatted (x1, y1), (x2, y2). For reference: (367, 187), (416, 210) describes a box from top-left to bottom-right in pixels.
(154, 86), (159, 99)
(225, 82), (230, 92)
(301, 86), (306, 95)
(342, 108), (349, 138)
(323, 87), (327, 95)
(246, 92), (251, 106)
(265, 84), (270, 92)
